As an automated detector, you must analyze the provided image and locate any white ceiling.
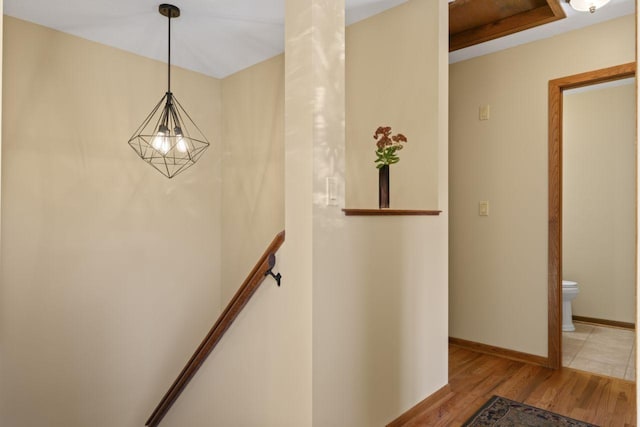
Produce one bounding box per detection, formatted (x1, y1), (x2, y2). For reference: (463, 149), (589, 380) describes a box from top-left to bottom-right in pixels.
(3, 0), (407, 78)
(3, 0), (636, 79)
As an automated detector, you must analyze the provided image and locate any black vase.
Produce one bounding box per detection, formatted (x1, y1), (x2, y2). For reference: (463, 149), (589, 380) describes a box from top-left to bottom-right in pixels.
(379, 164), (389, 208)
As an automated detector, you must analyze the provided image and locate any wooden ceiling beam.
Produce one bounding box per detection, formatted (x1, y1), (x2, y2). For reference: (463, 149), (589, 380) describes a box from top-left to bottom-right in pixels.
(450, 0), (566, 52)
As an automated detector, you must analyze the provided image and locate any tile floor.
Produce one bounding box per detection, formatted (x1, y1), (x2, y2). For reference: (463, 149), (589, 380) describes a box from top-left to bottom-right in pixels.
(563, 322), (635, 381)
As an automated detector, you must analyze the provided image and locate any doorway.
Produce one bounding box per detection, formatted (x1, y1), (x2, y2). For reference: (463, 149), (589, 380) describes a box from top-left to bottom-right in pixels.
(547, 62), (637, 369)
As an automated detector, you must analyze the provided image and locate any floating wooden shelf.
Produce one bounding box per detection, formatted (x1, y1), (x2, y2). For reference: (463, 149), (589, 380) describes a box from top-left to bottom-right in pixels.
(342, 209), (442, 216)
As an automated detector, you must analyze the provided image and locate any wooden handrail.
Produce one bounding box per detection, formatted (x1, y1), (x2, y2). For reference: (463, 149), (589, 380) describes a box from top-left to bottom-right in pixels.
(146, 230), (286, 427)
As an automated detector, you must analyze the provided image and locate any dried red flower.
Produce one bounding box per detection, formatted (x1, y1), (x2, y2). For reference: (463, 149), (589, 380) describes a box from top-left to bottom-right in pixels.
(374, 125), (408, 168)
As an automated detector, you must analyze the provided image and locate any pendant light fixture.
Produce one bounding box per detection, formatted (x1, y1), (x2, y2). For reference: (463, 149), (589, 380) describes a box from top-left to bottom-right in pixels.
(567, 0), (611, 13)
(128, 4), (209, 178)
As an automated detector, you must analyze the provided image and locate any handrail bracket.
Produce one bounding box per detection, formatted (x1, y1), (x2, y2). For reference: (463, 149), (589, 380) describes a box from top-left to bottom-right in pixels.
(265, 253), (282, 287)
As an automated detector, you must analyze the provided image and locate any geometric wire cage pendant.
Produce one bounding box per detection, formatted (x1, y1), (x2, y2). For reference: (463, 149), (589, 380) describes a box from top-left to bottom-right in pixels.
(128, 4), (209, 178)
(128, 92), (210, 178)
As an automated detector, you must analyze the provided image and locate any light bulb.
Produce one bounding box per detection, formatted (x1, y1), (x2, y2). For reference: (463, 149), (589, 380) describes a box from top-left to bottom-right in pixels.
(153, 125), (170, 154)
(175, 126), (188, 153)
(152, 131), (165, 151)
(160, 138), (170, 154)
(176, 137), (188, 153)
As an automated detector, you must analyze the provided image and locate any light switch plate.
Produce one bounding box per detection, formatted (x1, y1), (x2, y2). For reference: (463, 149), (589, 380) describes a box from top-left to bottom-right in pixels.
(326, 177), (338, 206)
(479, 200), (489, 216)
(479, 105), (490, 121)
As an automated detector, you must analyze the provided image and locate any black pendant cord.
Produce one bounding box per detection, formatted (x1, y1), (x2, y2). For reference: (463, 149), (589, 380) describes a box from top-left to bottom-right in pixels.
(167, 11), (171, 95)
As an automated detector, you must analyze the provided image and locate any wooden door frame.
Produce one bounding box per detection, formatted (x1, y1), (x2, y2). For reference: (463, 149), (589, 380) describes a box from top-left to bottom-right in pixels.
(547, 62), (636, 369)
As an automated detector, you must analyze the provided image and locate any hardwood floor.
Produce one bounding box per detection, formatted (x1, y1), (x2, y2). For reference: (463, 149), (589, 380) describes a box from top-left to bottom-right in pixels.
(400, 344), (636, 426)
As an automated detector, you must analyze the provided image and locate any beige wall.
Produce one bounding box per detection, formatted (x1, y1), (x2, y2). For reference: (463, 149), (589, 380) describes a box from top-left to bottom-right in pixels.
(313, 1), (448, 425)
(563, 82), (636, 324)
(449, 15), (635, 357)
(162, 1), (449, 426)
(161, 0), (318, 424)
(160, 53), (299, 427)
(1, 16), (222, 427)
(345, 0), (440, 210)
(220, 55), (285, 302)
(1, 0), (449, 425)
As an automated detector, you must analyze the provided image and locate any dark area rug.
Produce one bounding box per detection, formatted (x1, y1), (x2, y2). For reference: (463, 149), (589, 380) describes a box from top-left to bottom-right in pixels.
(462, 395), (599, 426)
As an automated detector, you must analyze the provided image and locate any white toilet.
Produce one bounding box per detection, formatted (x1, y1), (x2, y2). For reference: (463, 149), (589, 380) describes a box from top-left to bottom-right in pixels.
(562, 280), (580, 332)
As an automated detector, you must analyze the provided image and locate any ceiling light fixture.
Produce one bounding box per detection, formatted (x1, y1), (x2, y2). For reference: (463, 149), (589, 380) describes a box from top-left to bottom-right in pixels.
(128, 4), (209, 178)
(566, 0), (611, 13)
